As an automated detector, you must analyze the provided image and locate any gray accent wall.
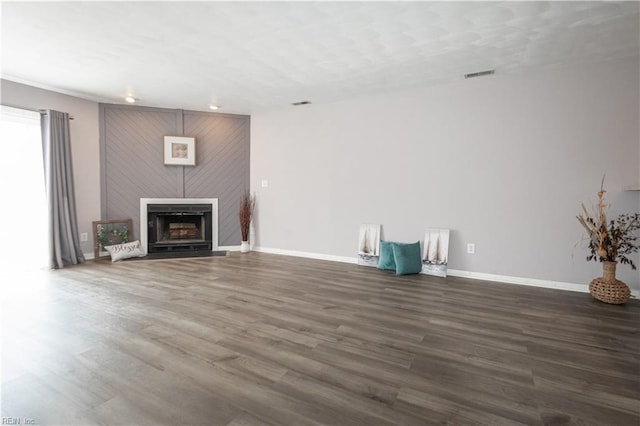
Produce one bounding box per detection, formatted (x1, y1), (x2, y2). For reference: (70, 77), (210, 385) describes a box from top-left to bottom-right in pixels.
(100, 104), (250, 246)
(250, 57), (640, 290)
(183, 111), (251, 245)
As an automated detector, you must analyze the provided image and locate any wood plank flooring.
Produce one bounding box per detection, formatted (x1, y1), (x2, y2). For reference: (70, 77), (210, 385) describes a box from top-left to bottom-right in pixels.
(2, 252), (639, 425)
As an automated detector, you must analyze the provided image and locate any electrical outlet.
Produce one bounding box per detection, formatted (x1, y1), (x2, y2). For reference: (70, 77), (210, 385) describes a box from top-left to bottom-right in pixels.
(261, 179), (269, 188)
(80, 232), (88, 242)
(467, 243), (476, 254)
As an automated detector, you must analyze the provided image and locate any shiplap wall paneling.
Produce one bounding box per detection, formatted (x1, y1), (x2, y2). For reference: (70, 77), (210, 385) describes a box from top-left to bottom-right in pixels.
(102, 106), (182, 239)
(183, 111), (250, 246)
(100, 105), (250, 245)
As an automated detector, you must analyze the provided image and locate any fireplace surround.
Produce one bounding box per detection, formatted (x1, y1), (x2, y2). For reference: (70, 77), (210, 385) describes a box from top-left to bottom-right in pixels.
(140, 198), (218, 255)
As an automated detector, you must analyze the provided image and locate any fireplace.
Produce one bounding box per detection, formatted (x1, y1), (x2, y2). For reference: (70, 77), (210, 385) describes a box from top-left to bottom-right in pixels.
(140, 198), (218, 255)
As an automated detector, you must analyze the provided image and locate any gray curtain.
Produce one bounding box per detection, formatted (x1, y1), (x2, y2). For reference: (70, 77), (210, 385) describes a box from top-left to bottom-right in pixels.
(41, 110), (85, 269)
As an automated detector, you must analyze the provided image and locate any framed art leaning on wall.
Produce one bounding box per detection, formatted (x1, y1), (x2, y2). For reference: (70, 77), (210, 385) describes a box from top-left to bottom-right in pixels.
(92, 218), (133, 260)
(422, 228), (450, 277)
(357, 223), (381, 267)
(164, 136), (196, 166)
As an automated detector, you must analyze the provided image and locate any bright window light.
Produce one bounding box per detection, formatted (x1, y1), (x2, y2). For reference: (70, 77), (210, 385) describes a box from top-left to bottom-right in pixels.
(0, 106), (48, 271)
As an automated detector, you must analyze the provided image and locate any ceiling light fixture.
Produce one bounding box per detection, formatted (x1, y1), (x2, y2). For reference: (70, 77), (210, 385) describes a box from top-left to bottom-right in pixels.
(208, 104), (220, 110)
(125, 95), (137, 103)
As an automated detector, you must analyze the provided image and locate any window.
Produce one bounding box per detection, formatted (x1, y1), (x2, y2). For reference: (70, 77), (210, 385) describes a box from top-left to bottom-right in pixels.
(0, 106), (48, 270)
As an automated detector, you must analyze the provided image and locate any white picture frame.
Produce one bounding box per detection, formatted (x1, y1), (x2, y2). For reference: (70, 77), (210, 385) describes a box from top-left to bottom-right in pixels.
(164, 136), (196, 166)
(357, 223), (381, 267)
(422, 228), (450, 277)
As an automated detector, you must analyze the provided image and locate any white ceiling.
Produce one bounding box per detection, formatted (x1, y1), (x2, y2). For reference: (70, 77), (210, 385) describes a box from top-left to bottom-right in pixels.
(1, 1), (638, 114)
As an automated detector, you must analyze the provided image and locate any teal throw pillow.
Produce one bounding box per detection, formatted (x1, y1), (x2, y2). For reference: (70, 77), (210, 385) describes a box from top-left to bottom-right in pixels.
(392, 241), (423, 275)
(377, 240), (396, 270)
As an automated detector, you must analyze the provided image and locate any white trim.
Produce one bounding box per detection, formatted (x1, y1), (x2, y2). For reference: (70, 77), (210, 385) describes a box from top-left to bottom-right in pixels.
(445, 269), (640, 299)
(446, 268), (587, 293)
(219, 245), (241, 251)
(140, 198), (218, 253)
(253, 246), (358, 264)
(251, 246), (639, 298)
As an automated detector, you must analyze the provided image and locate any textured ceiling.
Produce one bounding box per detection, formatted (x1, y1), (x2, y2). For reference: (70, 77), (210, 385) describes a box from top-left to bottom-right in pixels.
(1, 1), (638, 114)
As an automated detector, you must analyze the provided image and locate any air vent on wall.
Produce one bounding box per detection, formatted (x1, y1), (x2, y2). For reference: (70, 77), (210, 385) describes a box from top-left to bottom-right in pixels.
(292, 101), (312, 106)
(464, 69), (495, 79)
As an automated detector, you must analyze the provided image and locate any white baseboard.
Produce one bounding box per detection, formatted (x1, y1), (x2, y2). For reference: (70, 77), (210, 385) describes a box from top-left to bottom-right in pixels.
(447, 269), (640, 298)
(446, 268), (588, 293)
(252, 246), (639, 299)
(253, 246), (358, 264)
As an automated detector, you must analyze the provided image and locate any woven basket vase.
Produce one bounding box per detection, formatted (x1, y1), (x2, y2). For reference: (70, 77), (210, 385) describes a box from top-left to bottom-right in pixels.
(589, 261), (630, 305)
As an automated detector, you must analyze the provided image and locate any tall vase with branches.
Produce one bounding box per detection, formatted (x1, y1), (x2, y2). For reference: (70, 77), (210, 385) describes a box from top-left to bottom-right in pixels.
(576, 177), (639, 304)
(239, 190), (256, 253)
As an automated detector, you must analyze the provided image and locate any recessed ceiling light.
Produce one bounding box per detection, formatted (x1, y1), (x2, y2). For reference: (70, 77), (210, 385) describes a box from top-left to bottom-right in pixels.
(125, 96), (137, 103)
(208, 105), (220, 110)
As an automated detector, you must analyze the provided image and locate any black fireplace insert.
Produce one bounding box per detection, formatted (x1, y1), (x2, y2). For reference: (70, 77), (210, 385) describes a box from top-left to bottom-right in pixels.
(147, 204), (213, 253)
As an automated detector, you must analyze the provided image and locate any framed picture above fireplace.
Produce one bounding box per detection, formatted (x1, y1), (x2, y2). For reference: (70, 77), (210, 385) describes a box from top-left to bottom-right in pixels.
(164, 136), (196, 166)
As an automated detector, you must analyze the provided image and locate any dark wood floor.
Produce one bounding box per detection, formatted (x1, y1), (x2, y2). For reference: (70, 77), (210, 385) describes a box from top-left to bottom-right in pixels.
(2, 252), (639, 425)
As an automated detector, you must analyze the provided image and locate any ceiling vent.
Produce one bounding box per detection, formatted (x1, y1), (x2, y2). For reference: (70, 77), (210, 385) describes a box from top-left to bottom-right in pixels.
(292, 101), (312, 106)
(464, 69), (495, 79)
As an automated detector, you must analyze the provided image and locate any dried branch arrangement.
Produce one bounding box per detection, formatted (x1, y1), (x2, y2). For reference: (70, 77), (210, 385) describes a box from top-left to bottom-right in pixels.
(576, 177), (640, 269)
(239, 190), (256, 242)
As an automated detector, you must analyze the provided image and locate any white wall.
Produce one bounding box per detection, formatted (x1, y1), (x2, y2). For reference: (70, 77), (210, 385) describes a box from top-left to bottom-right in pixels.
(1, 79), (101, 257)
(251, 57), (640, 290)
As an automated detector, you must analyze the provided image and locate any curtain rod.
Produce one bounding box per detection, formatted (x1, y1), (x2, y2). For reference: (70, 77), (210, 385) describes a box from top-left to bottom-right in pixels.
(1, 104), (74, 120)
(39, 109), (75, 120)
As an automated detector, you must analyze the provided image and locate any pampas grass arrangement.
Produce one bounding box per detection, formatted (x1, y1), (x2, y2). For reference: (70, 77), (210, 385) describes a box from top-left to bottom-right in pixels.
(239, 190), (256, 242)
(576, 177), (640, 270)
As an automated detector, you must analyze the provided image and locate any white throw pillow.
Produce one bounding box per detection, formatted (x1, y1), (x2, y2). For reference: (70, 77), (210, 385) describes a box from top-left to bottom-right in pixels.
(104, 240), (146, 262)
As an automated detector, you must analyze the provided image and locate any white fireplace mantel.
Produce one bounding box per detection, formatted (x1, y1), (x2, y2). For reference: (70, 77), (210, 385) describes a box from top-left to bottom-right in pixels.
(140, 198), (219, 253)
